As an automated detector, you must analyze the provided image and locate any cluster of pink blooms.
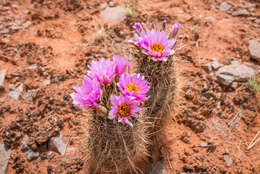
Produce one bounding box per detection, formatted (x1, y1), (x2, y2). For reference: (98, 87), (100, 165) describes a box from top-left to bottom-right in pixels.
(71, 56), (150, 127)
(130, 21), (181, 61)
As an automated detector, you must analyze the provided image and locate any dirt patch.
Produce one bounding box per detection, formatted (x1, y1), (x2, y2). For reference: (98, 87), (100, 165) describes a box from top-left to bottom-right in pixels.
(0, 0), (259, 173)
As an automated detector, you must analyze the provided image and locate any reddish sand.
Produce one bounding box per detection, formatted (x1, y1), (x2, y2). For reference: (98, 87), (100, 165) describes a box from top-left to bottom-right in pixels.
(0, 0), (259, 173)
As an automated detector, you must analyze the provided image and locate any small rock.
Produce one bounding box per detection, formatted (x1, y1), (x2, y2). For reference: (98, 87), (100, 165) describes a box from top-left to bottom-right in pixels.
(21, 135), (39, 161)
(224, 148), (230, 155)
(255, 19), (260, 24)
(200, 142), (208, 147)
(0, 69), (6, 90)
(244, 3), (256, 12)
(28, 64), (38, 69)
(0, 7), (9, 12)
(223, 155), (233, 167)
(219, 2), (232, 12)
(10, 23), (20, 30)
(203, 59), (223, 72)
(232, 8), (249, 16)
(205, 16), (216, 22)
(48, 152), (54, 159)
(23, 89), (37, 103)
(0, 28), (9, 34)
(231, 82), (238, 89)
(24, 10), (29, 14)
(0, 144), (11, 174)
(216, 63), (255, 86)
(211, 60), (223, 70)
(180, 132), (190, 144)
(203, 63), (212, 72)
(48, 131), (66, 155)
(9, 84), (15, 91)
(249, 38), (260, 62)
(99, 3), (107, 10)
(149, 161), (166, 174)
(12, 4), (19, 9)
(101, 6), (126, 22)
(108, 1), (117, 7)
(216, 74), (234, 86)
(230, 60), (240, 65)
(9, 84), (23, 100)
(24, 149), (39, 161)
(23, 21), (32, 29)
(43, 79), (51, 86)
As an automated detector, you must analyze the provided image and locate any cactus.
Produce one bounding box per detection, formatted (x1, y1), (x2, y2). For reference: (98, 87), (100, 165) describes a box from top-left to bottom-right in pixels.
(71, 56), (151, 174)
(82, 110), (149, 174)
(135, 53), (175, 130)
(129, 21), (180, 157)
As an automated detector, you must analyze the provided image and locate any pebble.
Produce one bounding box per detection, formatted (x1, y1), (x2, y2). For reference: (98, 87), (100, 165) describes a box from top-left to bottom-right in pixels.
(10, 23), (20, 30)
(9, 84), (15, 91)
(48, 131), (74, 156)
(28, 64), (38, 70)
(0, 7), (9, 12)
(205, 16), (216, 22)
(24, 149), (40, 161)
(255, 19), (260, 24)
(0, 144), (11, 174)
(232, 8), (250, 16)
(21, 135), (39, 161)
(24, 10), (29, 14)
(231, 82), (238, 89)
(203, 63), (212, 72)
(202, 59), (223, 72)
(9, 84), (23, 100)
(0, 69), (6, 90)
(216, 62), (255, 86)
(219, 2), (232, 12)
(217, 74), (234, 86)
(249, 38), (260, 62)
(101, 6), (126, 22)
(211, 59), (223, 70)
(23, 21), (32, 29)
(200, 142), (208, 147)
(99, 3), (107, 10)
(224, 148), (230, 155)
(223, 155), (233, 167)
(0, 28), (9, 34)
(108, 1), (117, 7)
(48, 152), (54, 159)
(23, 89), (37, 103)
(43, 79), (51, 86)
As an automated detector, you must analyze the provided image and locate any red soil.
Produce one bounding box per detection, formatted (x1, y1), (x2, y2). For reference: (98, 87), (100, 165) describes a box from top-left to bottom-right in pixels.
(0, 0), (259, 173)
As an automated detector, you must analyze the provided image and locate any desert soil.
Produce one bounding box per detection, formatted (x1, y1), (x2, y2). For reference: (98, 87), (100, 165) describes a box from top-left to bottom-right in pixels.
(0, 0), (259, 174)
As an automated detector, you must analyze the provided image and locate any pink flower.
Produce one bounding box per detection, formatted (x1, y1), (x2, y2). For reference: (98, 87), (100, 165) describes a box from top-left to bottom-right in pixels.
(70, 76), (101, 108)
(170, 22), (181, 38)
(118, 73), (150, 101)
(131, 22), (180, 61)
(109, 95), (141, 127)
(88, 58), (116, 85)
(112, 56), (130, 74)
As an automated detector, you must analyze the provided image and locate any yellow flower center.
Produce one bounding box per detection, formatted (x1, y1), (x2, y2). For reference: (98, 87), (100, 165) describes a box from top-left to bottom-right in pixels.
(150, 43), (164, 53)
(118, 103), (131, 117)
(126, 83), (140, 93)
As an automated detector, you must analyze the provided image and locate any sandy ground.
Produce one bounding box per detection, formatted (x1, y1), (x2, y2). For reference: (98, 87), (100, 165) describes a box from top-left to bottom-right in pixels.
(0, 0), (259, 173)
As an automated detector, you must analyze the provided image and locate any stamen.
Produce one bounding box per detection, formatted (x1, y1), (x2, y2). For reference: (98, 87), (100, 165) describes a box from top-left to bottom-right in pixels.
(150, 43), (164, 53)
(118, 103), (131, 117)
(126, 83), (140, 93)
